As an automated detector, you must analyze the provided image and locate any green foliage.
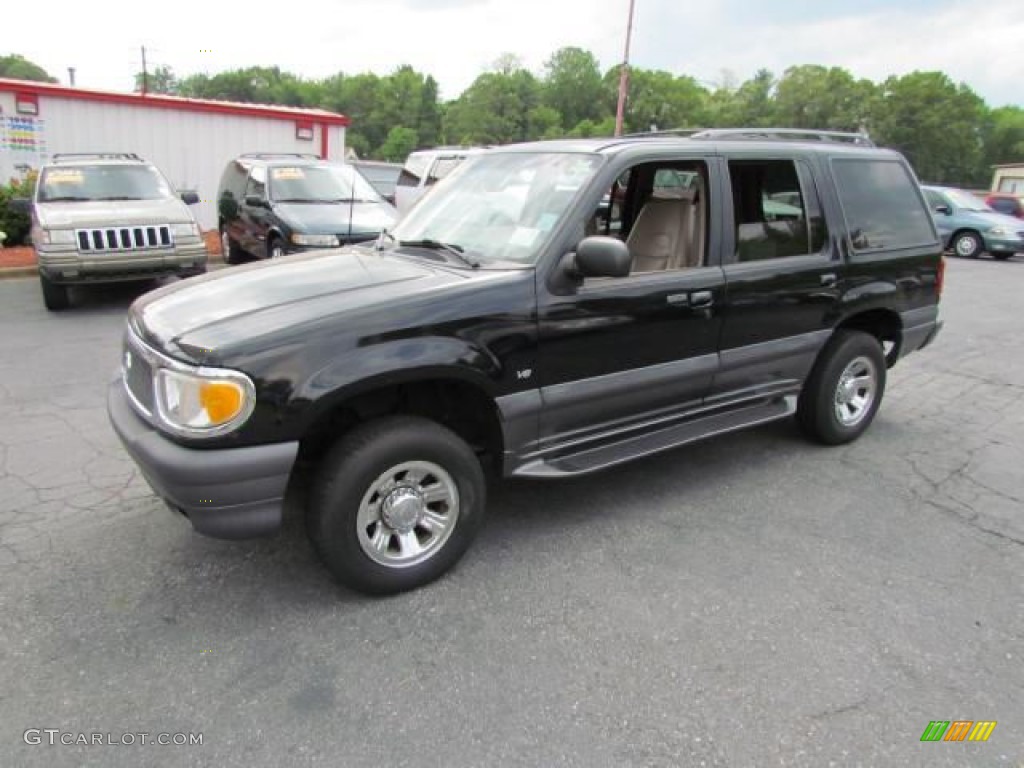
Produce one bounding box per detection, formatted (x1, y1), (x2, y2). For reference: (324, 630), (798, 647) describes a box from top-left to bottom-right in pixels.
(134, 65), (179, 94)
(378, 126), (419, 162)
(443, 67), (542, 145)
(0, 54), (56, 83)
(982, 106), (1024, 168)
(543, 47), (604, 131)
(869, 71), (987, 184)
(772, 65), (875, 131)
(0, 172), (38, 247)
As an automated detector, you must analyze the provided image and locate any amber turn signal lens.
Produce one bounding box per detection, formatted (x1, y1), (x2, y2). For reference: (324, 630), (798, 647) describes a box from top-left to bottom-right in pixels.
(199, 381), (244, 424)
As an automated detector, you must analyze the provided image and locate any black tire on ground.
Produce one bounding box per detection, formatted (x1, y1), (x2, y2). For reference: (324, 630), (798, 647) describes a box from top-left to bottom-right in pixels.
(219, 226), (245, 265)
(179, 265), (208, 279)
(992, 253), (1014, 261)
(39, 273), (70, 311)
(951, 230), (982, 259)
(797, 330), (887, 446)
(308, 415), (487, 595)
(267, 236), (285, 260)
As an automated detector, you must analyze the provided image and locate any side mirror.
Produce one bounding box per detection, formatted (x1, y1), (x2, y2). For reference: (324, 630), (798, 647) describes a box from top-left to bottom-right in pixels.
(180, 190), (200, 205)
(245, 194), (267, 208)
(572, 236), (632, 278)
(8, 197), (31, 214)
(934, 204), (952, 216)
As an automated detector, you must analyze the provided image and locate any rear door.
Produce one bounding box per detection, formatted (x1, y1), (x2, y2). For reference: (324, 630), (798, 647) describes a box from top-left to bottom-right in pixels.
(708, 154), (839, 404)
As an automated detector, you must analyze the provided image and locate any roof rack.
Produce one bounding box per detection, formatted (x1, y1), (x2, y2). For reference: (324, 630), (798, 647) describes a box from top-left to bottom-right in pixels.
(239, 152), (323, 160)
(619, 128), (704, 139)
(51, 152), (145, 162)
(689, 128), (875, 146)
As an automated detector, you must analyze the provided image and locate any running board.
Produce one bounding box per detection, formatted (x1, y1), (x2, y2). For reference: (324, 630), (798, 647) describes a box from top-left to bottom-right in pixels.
(513, 396), (796, 478)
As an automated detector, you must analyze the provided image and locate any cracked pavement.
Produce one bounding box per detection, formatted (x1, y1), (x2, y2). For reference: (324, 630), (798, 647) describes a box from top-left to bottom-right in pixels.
(0, 261), (1022, 767)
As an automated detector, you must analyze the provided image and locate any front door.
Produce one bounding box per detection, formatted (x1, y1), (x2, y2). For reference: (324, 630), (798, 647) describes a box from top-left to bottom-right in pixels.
(238, 165), (269, 256)
(536, 156), (726, 449)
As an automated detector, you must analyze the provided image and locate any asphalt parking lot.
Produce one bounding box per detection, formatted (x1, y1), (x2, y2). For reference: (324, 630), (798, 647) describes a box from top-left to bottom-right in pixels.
(0, 257), (1022, 767)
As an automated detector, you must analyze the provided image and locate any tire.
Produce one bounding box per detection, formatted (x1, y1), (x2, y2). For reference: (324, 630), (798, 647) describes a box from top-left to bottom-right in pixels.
(39, 273), (70, 311)
(992, 253), (1014, 261)
(951, 230), (982, 259)
(797, 330), (886, 445)
(267, 236), (285, 260)
(308, 415), (486, 595)
(220, 226), (244, 265)
(179, 265), (208, 279)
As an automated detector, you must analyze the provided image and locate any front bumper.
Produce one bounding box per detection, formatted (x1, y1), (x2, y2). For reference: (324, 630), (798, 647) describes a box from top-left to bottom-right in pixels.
(984, 235), (1024, 254)
(38, 241), (208, 283)
(107, 379), (298, 539)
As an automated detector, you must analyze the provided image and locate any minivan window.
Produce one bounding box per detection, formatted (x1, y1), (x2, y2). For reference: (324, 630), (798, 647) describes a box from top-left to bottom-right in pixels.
(38, 164), (173, 203)
(269, 165), (381, 203)
(245, 166), (267, 200)
(832, 159), (936, 251)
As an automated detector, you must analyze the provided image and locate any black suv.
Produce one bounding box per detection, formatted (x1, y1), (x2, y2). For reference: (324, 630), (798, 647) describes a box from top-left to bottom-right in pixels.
(108, 129), (944, 595)
(216, 153), (396, 263)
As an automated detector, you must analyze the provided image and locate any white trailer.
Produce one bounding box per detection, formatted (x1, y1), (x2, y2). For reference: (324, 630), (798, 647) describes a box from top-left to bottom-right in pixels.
(0, 78), (348, 231)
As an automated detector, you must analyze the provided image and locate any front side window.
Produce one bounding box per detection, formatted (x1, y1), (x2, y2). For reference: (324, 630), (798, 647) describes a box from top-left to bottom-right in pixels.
(832, 159), (936, 251)
(38, 164), (173, 203)
(391, 152), (603, 265)
(728, 158), (827, 262)
(245, 166), (267, 200)
(268, 165), (381, 203)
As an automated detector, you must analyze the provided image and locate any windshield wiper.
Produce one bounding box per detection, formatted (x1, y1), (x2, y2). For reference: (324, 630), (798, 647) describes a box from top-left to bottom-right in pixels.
(399, 239), (479, 268)
(41, 196), (88, 202)
(97, 196), (145, 201)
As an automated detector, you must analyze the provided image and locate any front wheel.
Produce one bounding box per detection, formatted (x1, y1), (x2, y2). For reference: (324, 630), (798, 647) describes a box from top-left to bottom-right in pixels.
(952, 231), (982, 259)
(39, 273), (70, 311)
(992, 253), (1014, 261)
(267, 236), (286, 260)
(308, 416), (486, 595)
(797, 330), (886, 445)
(220, 226), (245, 265)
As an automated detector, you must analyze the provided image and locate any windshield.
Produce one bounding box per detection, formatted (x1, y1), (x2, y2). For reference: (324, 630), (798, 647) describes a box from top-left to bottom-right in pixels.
(390, 152), (604, 264)
(37, 164), (173, 202)
(944, 189), (993, 212)
(269, 165), (382, 203)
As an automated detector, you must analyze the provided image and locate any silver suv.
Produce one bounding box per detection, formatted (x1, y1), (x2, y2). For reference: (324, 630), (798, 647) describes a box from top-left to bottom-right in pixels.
(21, 153), (209, 310)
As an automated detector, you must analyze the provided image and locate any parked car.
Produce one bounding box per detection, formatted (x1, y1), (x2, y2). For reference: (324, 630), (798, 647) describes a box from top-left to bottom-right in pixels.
(217, 153), (396, 264)
(921, 185), (1024, 259)
(351, 160), (402, 205)
(985, 193), (1024, 220)
(394, 146), (486, 214)
(108, 128), (943, 596)
(13, 152), (207, 311)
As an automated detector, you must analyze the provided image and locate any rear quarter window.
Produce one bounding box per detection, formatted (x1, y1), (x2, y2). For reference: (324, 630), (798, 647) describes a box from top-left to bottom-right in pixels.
(831, 158), (936, 251)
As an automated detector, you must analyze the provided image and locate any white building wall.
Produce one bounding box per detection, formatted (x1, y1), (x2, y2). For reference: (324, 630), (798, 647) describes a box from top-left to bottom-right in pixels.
(0, 93), (346, 231)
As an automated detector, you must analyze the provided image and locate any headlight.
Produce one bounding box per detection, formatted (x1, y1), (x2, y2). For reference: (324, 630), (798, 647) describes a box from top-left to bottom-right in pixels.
(154, 367), (255, 436)
(171, 222), (201, 239)
(37, 229), (77, 245)
(291, 233), (339, 247)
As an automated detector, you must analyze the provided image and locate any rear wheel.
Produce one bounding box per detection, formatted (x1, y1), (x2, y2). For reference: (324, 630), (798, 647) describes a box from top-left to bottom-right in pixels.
(797, 330), (886, 445)
(39, 273), (70, 311)
(308, 416), (486, 595)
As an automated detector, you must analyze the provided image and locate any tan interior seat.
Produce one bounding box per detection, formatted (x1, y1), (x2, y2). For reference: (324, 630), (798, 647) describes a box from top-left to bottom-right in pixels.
(626, 191), (703, 272)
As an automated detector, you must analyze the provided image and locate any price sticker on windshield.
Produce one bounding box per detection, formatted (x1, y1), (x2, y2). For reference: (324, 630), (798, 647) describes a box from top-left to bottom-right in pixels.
(46, 169), (84, 184)
(272, 167), (306, 180)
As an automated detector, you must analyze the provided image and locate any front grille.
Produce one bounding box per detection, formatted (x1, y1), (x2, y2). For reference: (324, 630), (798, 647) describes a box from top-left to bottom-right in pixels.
(77, 225), (172, 252)
(123, 332), (156, 416)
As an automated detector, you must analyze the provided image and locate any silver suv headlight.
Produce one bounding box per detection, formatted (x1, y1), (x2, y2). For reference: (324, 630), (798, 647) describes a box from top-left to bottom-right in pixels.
(36, 228), (77, 245)
(154, 367), (255, 437)
(291, 233), (339, 247)
(171, 222), (201, 239)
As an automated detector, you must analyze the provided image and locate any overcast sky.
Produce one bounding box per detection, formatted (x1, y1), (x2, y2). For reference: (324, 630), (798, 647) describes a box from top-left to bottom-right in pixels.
(8, 0), (1023, 108)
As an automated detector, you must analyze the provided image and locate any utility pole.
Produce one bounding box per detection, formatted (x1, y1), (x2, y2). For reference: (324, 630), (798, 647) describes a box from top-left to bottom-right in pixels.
(614, 0), (637, 137)
(141, 46), (148, 95)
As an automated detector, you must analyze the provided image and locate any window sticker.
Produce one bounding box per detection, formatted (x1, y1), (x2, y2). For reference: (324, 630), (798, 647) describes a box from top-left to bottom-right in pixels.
(508, 227), (540, 247)
(46, 169), (84, 184)
(272, 167), (305, 180)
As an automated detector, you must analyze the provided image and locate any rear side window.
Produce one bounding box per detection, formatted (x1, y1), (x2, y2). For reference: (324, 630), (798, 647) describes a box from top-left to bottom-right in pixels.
(399, 153), (431, 188)
(832, 159), (935, 251)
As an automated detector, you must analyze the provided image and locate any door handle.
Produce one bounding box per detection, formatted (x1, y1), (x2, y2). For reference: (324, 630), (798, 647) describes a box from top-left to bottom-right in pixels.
(820, 273), (838, 287)
(689, 290), (713, 308)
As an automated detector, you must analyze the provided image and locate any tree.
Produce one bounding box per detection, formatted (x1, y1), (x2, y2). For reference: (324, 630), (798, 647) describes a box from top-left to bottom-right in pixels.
(0, 54), (57, 83)
(378, 126), (419, 162)
(443, 66), (542, 145)
(982, 106), (1024, 169)
(772, 65), (875, 131)
(542, 47), (605, 131)
(602, 67), (709, 133)
(134, 65), (178, 95)
(869, 71), (987, 184)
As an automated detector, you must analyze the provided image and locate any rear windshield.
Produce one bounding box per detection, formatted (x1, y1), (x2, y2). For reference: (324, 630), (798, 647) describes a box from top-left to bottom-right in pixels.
(38, 164), (173, 203)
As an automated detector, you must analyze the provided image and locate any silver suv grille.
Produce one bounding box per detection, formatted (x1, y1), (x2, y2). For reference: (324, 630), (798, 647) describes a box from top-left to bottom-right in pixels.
(76, 225), (172, 252)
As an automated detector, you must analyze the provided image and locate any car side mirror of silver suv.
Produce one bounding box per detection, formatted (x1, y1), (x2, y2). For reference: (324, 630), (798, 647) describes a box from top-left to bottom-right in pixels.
(180, 190), (200, 205)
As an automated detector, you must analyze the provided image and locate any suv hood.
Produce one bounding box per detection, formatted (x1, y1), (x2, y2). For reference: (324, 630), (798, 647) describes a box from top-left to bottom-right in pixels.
(958, 209), (1023, 229)
(274, 201), (396, 235)
(131, 247), (471, 358)
(35, 198), (192, 228)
